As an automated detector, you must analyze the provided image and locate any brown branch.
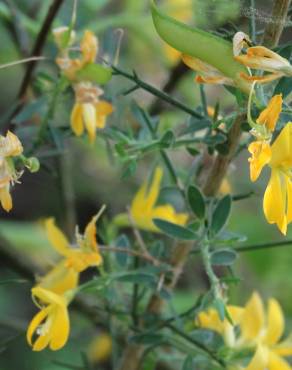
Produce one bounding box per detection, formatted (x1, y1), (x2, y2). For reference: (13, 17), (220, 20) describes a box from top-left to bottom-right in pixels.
(17, 0), (64, 101)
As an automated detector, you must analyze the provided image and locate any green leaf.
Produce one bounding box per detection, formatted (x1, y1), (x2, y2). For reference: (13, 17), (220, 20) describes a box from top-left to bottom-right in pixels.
(160, 130), (175, 147)
(130, 333), (164, 345)
(274, 77), (292, 98)
(115, 234), (130, 266)
(213, 298), (225, 321)
(116, 272), (156, 284)
(76, 63), (112, 84)
(153, 219), (198, 240)
(211, 195), (232, 235)
(182, 355), (193, 370)
(187, 185), (205, 219)
(151, 0), (250, 93)
(211, 249), (237, 266)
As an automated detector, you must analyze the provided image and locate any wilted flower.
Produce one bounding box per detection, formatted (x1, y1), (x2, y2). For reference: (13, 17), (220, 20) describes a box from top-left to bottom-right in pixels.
(0, 131), (23, 212)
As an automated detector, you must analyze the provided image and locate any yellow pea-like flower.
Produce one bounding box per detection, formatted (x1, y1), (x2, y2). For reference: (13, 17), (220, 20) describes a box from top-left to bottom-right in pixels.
(27, 287), (71, 351)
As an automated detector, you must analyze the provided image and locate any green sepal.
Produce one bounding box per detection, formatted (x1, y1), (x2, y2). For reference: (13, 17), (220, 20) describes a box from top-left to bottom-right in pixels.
(151, 1), (250, 93)
(75, 63), (112, 85)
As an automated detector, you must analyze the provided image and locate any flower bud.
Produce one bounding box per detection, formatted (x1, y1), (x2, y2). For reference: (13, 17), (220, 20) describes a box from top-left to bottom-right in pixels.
(53, 26), (76, 50)
(26, 157), (40, 173)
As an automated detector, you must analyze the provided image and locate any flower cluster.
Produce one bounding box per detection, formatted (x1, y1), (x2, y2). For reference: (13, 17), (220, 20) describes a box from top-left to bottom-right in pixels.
(197, 292), (292, 369)
(53, 27), (113, 143)
(27, 214), (103, 351)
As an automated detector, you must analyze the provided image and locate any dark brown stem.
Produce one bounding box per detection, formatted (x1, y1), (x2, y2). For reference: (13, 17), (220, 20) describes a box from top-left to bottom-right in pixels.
(17, 0), (64, 100)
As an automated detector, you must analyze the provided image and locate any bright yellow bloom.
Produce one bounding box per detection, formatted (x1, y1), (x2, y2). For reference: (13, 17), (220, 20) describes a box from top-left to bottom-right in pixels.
(182, 54), (235, 86)
(197, 292), (292, 369)
(0, 131), (23, 212)
(130, 167), (188, 232)
(27, 287), (71, 351)
(88, 333), (112, 363)
(248, 94), (282, 183)
(240, 292), (292, 369)
(234, 34), (292, 83)
(256, 94), (282, 132)
(37, 260), (79, 295)
(248, 141), (272, 182)
(262, 123), (292, 234)
(71, 83), (113, 143)
(45, 214), (103, 272)
(197, 305), (244, 347)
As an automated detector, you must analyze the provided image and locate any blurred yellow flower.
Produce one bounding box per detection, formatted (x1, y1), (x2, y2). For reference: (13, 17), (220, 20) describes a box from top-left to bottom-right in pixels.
(248, 141), (272, 182)
(27, 287), (71, 351)
(197, 292), (292, 369)
(88, 332), (112, 363)
(256, 94), (282, 133)
(45, 214), (103, 272)
(71, 83), (113, 143)
(0, 131), (23, 212)
(131, 167), (188, 232)
(56, 30), (98, 81)
(234, 35), (292, 83)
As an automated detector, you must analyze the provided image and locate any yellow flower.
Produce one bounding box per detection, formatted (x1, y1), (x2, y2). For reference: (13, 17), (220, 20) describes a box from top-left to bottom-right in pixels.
(181, 54), (235, 86)
(27, 287), (71, 351)
(130, 167), (188, 232)
(45, 214), (103, 272)
(70, 83), (113, 143)
(248, 141), (272, 182)
(256, 94), (282, 132)
(197, 292), (292, 369)
(88, 332), (112, 363)
(0, 131), (23, 212)
(262, 123), (292, 234)
(37, 260), (79, 295)
(240, 292), (292, 369)
(234, 43), (292, 83)
(56, 30), (98, 81)
(197, 305), (244, 347)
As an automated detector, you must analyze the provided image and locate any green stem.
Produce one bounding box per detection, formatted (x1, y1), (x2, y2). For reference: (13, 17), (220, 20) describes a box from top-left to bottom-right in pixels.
(234, 239), (292, 252)
(139, 107), (180, 187)
(111, 65), (203, 119)
(201, 238), (221, 299)
(166, 323), (226, 369)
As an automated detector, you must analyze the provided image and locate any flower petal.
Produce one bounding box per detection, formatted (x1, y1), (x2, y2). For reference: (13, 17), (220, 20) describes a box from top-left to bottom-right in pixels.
(49, 305), (70, 350)
(45, 218), (71, 257)
(245, 345), (268, 370)
(248, 141), (271, 182)
(26, 307), (49, 346)
(0, 187), (12, 212)
(71, 103), (84, 136)
(241, 292), (264, 341)
(263, 170), (286, 235)
(270, 122), (292, 168)
(82, 103), (97, 143)
(264, 298), (284, 346)
(269, 351), (291, 370)
(256, 94), (282, 132)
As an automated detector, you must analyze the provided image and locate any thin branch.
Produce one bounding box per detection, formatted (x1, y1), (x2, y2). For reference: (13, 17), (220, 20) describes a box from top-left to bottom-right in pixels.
(17, 0), (64, 100)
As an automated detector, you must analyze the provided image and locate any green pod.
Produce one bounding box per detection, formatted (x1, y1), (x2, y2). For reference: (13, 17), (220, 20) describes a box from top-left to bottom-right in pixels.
(151, 0), (250, 93)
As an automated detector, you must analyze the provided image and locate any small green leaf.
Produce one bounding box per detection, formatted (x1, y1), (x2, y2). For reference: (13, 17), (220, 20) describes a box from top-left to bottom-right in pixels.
(116, 273), (156, 284)
(76, 63), (112, 84)
(182, 355), (193, 370)
(160, 130), (175, 146)
(153, 219), (198, 240)
(187, 185), (205, 219)
(115, 234), (130, 266)
(211, 249), (237, 266)
(213, 298), (225, 321)
(211, 195), (232, 234)
(274, 77), (292, 98)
